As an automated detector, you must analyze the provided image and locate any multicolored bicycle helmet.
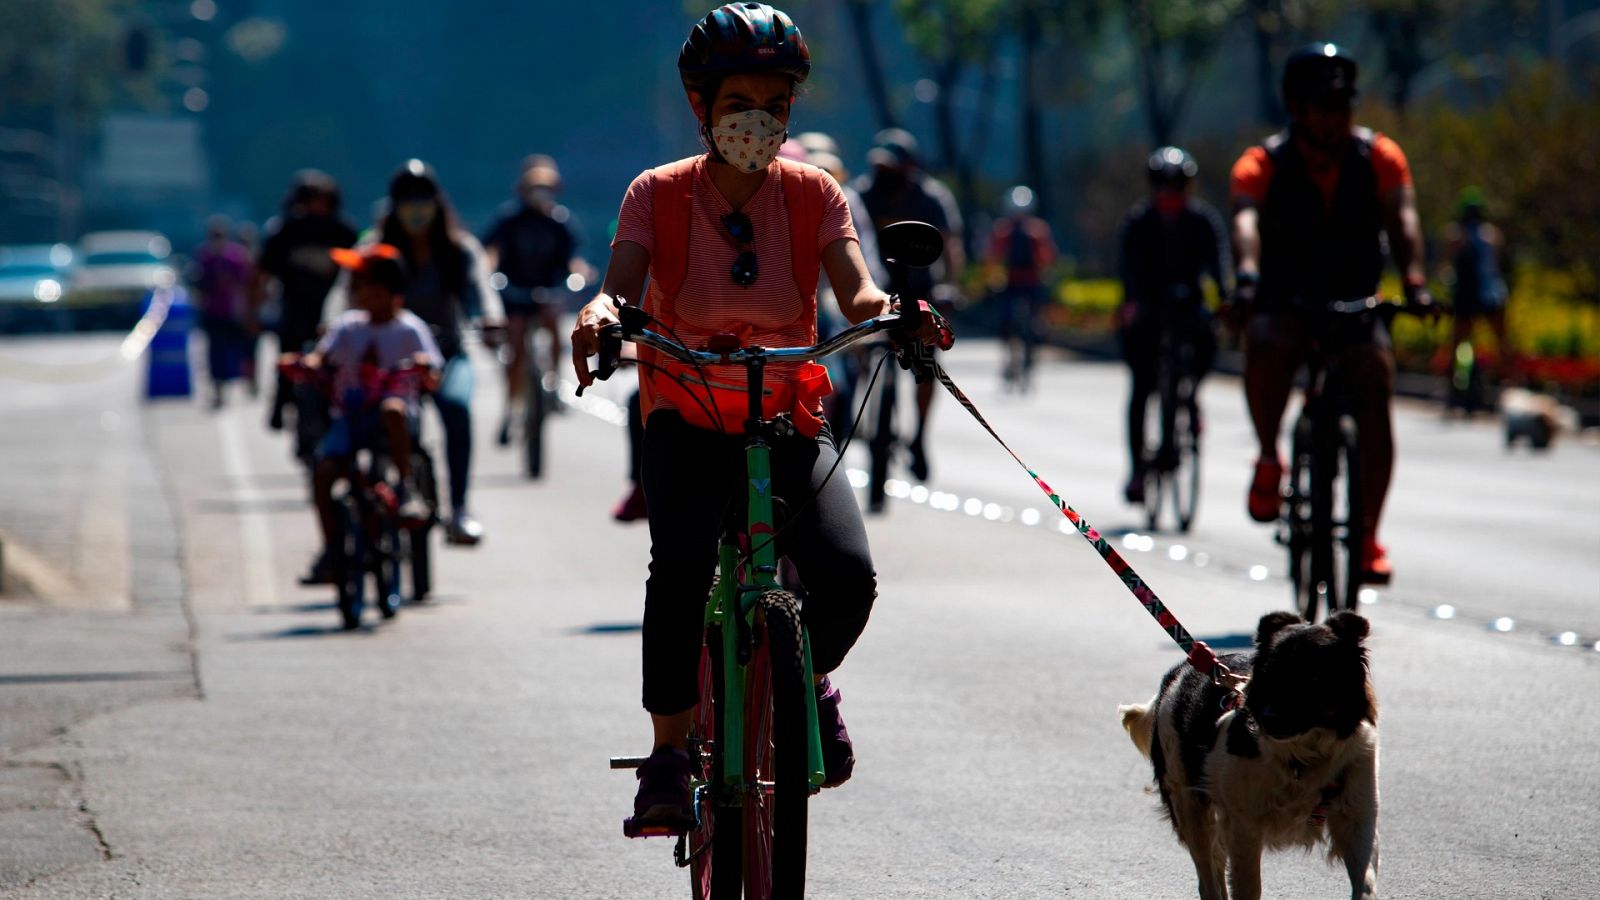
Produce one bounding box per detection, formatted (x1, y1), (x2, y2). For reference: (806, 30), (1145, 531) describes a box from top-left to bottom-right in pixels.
(1283, 43), (1358, 105)
(678, 3), (811, 95)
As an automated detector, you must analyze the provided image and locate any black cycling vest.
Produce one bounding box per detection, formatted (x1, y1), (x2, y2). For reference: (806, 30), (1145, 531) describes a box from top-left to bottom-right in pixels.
(1257, 128), (1384, 304)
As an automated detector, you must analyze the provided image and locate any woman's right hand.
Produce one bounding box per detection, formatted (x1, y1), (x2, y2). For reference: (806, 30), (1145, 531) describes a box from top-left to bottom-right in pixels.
(570, 294), (622, 388)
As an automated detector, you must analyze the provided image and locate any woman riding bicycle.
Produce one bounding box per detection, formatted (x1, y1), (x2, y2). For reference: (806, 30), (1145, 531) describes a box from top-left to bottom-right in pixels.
(570, 2), (942, 829)
(375, 160), (504, 546)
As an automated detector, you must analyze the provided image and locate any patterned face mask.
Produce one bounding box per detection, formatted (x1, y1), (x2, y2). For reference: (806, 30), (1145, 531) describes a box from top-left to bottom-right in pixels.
(710, 110), (787, 174)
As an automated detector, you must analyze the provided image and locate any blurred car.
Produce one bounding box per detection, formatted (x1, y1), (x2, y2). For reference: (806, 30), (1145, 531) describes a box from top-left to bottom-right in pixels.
(67, 230), (178, 328)
(0, 243), (75, 332)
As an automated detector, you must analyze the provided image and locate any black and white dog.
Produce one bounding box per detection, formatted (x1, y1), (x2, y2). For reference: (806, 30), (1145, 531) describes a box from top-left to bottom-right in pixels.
(1119, 611), (1379, 900)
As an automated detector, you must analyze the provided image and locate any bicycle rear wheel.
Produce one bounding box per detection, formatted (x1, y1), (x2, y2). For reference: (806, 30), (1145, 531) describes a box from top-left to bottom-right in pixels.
(742, 591), (809, 900)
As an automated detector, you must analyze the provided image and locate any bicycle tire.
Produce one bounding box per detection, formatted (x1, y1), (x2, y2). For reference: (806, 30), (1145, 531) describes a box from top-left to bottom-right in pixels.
(410, 450), (437, 602)
(524, 359), (546, 479)
(1336, 416), (1365, 613)
(1287, 415), (1317, 622)
(376, 516), (402, 620)
(688, 639), (719, 900)
(1309, 413), (1340, 623)
(336, 498), (363, 630)
(1173, 395), (1200, 534)
(743, 590), (809, 900)
(866, 367), (896, 514)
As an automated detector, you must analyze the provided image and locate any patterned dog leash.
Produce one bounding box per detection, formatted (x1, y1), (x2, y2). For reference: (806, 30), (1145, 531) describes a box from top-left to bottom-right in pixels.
(925, 358), (1248, 700)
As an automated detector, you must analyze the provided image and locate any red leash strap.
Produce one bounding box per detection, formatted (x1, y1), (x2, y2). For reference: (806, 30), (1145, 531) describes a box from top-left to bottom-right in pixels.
(929, 360), (1239, 689)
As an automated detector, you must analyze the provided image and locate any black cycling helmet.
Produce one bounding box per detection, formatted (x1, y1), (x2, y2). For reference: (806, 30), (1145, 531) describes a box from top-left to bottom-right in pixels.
(1283, 42), (1359, 106)
(678, 3), (810, 97)
(388, 158), (441, 200)
(286, 168), (341, 214)
(1147, 146), (1198, 185)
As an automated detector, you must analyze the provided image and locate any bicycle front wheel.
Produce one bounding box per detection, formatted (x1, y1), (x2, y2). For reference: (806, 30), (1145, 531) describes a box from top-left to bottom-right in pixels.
(1335, 416), (1365, 614)
(742, 591), (810, 900)
(688, 639), (719, 900)
(524, 360), (546, 479)
(1287, 415), (1317, 622)
(1172, 392), (1200, 533)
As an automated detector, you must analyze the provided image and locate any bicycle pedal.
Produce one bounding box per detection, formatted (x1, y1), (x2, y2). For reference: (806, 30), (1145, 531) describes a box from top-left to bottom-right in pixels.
(623, 816), (690, 839)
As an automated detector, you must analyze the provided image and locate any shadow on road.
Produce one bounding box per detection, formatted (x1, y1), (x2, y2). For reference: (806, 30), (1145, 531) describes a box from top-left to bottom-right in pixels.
(1190, 631), (1254, 650)
(252, 601), (337, 615)
(0, 670), (194, 685)
(572, 622), (643, 636)
(225, 623), (385, 641)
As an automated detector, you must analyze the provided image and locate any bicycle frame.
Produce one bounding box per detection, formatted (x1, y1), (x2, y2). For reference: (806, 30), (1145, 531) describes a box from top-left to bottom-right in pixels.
(594, 306), (919, 800)
(703, 350), (827, 795)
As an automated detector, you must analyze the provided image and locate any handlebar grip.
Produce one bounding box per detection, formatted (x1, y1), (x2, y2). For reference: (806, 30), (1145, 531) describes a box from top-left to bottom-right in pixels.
(577, 324), (624, 398)
(596, 325), (623, 381)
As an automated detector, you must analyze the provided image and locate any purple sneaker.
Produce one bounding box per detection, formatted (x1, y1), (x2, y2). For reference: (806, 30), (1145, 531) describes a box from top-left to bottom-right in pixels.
(627, 747), (694, 835)
(815, 678), (855, 787)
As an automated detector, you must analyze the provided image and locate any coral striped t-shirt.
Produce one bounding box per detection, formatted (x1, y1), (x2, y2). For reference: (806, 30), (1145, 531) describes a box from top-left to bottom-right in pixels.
(612, 155), (857, 416)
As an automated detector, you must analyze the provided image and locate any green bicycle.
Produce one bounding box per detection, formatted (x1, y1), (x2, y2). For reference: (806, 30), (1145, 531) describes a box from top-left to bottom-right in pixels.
(599, 222), (946, 899)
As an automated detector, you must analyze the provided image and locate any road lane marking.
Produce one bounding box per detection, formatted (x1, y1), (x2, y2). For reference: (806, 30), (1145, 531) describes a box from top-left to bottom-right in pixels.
(558, 376), (1599, 654)
(218, 410), (275, 609)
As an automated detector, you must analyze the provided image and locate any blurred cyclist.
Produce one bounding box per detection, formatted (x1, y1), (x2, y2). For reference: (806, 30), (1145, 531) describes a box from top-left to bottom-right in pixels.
(374, 159), (505, 546)
(254, 170), (358, 432)
(192, 215), (257, 409)
(794, 133), (885, 431)
(850, 127), (964, 482)
(481, 155), (589, 446)
(985, 185), (1058, 391)
(1229, 43), (1432, 584)
(1117, 147), (1227, 503)
(1442, 186), (1510, 381)
(293, 245), (442, 584)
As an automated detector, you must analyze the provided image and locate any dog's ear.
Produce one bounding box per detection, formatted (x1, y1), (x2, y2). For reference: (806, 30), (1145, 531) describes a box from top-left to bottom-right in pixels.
(1327, 611), (1370, 644)
(1255, 611), (1303, 647)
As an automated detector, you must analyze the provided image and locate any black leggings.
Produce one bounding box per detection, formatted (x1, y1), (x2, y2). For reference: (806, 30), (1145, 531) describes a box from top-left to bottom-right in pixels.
(640, 411), (877, 715)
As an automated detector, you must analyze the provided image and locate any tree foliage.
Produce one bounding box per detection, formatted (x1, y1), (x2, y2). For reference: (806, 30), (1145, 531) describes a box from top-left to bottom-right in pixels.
(0, 0), (149, 128)
(1362, 62), (1600, 303)
(1124, 0), (1245, 144)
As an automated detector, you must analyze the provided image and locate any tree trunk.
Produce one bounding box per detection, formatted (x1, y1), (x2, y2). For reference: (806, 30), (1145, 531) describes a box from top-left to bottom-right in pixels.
(1019, 5), (1049, 218)
(1248, 0), (1285, 125)
(846, 0), (897, 129)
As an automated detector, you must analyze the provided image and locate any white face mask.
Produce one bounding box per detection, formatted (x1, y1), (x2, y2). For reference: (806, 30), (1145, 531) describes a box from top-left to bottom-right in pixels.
(710, 110), (787, 174)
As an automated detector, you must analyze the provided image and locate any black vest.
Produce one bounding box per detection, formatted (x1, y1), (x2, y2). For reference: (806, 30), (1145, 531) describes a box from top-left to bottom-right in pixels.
(1258, 128), (1384, 304)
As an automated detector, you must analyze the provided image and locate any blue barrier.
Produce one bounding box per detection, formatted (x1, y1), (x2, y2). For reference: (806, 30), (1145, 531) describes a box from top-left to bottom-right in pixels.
(144, 287), (195, 399)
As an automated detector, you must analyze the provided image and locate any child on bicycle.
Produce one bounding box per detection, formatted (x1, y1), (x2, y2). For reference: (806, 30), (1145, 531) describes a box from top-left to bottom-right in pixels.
(292, 244), (443, 584)
(570, 3), (947, 832)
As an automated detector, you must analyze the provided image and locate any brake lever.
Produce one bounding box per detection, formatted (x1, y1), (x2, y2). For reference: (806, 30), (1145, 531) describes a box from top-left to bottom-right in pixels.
(577, 324), (624, 397)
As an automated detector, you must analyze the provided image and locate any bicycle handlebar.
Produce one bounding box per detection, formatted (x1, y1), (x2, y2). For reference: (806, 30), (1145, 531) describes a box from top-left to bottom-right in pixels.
(581, 297), (945, 394)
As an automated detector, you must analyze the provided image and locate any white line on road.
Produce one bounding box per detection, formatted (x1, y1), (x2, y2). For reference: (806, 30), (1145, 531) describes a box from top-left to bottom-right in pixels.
(218, 409), (276, 609)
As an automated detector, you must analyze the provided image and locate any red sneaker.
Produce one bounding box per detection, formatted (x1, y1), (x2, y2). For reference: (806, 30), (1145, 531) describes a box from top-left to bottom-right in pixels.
(1247, 457), (1284, 523)
(611, 484), (648, 523)
(1361, 538), (1392, 586)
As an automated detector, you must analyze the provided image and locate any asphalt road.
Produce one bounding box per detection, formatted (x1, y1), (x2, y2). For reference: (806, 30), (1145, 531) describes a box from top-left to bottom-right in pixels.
(2, 334), (1597, 898)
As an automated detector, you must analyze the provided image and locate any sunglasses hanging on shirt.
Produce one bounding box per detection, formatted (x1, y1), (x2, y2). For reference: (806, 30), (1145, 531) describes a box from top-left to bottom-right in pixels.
(722, 211), (758, 287)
